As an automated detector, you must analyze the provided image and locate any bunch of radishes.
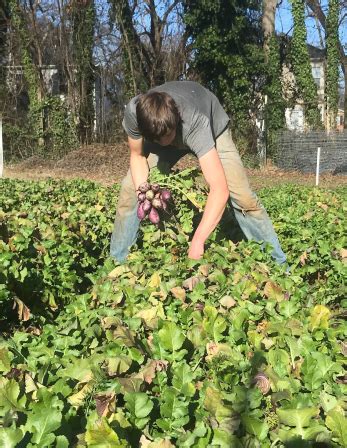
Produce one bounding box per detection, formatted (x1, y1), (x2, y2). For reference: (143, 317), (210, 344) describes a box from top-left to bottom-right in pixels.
(137, 182), (172, 224)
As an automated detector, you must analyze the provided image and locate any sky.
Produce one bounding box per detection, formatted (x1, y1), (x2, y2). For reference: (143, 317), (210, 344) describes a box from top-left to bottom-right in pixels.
(275, 0), (347, 48)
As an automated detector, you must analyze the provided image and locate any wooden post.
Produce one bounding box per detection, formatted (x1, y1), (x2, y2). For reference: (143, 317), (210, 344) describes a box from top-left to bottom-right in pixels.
(316, 146), (321, 186)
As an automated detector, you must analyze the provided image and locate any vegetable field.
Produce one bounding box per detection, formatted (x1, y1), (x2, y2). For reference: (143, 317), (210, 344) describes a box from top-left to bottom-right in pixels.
(0, 169), (346, 447)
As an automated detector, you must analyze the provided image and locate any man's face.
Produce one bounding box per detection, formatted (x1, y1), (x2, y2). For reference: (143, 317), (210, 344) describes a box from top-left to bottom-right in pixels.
(155, 129), (176, 146)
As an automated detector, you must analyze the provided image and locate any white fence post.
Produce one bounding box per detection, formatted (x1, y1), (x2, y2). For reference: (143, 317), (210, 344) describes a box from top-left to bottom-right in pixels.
(0, 115), (3, 178)
(315, 146), (321, 186)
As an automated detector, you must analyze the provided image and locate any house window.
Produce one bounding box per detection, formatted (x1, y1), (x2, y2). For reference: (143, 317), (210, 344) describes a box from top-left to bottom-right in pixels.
(312, 66), (321, 89)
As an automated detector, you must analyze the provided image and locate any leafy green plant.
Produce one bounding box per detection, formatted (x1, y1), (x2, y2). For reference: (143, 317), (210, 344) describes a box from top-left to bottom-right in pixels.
(0, 169), (346, 446)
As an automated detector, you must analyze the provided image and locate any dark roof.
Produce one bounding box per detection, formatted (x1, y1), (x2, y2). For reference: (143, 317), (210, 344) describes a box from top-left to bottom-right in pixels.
(307, 44), (326, 60)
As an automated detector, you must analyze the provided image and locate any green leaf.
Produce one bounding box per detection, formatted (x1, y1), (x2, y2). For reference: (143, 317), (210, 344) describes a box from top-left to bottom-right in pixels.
(319, 391), (338, 413)
(124, 392), (153, 418)
(172, 362), (195, 397)
(267, 348), (290, 377)
(85, 412), (127, 447)
(203, 387), (233, 422)
(160, 387), (189, 420)
(241, 415), (269, 441)
(278, 301), (299, 318)
(158, 321), (185, 352)
(0, 378), (25, 412)
(211, 429), (242, 447)
(285, 336), (302, 368)
(107, 356), (132, 376)
(0, 348), (13, 373)
(0, 427), (24, 448)
(56, 435), (69, 448)
(202, 306), (227, 341)
(24, 390), (63, 444)
(326, 410), (347, 446)
(59, 357), (96, 382)
(301, 352), (342, 390)
(277, 407), (319, 436)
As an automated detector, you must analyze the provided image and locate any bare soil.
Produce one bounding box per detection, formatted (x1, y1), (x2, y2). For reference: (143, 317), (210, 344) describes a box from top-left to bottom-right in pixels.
(3, 143), (347, 190)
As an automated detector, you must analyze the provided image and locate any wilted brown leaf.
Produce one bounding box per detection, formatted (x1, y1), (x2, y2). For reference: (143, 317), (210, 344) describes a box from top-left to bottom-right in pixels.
(170, 286), (186, 302)
(182, 275), (204, 291)
(219, 295), (236, 308)
(199, 264), (211, 277)
(94, 392), (116, 417)
(300, 251), (308, 265)
(263, 281), (284, 302)
(13, 297), (30, 321)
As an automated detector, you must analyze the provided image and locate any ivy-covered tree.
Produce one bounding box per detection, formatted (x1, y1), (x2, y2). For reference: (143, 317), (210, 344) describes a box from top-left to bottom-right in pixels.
(72, 0), (96, 144)
(306, 0), (346, 129)
(290, 0), (321, 128)
(261, 1), (286, 155)
(0, 0), (10, 110)
(264, 36), (286, 153)
(8, 0), (45, 145)
(183, 0), (265, 150)
(325, 0), (340, 129)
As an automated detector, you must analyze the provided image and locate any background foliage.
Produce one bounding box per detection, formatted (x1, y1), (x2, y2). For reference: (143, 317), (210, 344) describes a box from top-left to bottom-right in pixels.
(1, 0), (345, 162)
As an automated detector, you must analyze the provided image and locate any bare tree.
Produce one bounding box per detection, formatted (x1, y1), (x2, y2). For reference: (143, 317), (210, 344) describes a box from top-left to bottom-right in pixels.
(109, 0), (186, 98)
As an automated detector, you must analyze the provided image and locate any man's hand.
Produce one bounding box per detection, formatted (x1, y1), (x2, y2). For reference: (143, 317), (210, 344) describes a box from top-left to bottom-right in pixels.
(188, 238), (204, 259)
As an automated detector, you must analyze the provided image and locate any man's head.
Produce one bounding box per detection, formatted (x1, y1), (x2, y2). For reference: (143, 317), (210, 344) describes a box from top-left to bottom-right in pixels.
(136, 91), (180, 146)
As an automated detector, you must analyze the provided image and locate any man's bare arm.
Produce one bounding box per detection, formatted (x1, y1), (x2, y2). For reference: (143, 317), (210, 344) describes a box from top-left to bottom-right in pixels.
(189, 148), (229, 258)
(128, 136), (149, 190)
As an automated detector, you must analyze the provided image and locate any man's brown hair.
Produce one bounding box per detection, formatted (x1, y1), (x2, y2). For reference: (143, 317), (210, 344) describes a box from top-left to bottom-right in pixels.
(136, 91), (181, 141)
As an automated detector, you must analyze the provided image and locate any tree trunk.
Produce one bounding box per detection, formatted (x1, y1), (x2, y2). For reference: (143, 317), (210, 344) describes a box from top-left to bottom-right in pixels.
(262, 0), (278, 61)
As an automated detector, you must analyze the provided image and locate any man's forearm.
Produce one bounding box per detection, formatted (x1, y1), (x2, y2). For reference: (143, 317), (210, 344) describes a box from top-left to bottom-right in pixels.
(130, 153), (149, 191)
(192, 188), (229, 244)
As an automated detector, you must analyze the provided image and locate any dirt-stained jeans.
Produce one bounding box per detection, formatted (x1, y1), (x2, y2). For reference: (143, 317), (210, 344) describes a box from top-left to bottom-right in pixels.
(110, 128), (287, 264)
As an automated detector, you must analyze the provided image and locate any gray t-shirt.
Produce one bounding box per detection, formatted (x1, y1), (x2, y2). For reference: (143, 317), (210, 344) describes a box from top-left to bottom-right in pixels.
(122, 81), (230, 159)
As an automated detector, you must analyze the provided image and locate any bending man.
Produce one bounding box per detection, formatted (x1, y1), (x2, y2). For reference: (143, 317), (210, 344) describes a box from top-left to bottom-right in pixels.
(110, 81), (286, 264)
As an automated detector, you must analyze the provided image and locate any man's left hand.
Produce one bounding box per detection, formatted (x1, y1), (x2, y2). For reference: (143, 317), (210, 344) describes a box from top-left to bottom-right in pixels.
(188, 239), (204, 259)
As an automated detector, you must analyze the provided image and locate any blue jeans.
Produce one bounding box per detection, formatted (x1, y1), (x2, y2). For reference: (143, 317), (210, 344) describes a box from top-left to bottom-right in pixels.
(110, 129), (287, 265)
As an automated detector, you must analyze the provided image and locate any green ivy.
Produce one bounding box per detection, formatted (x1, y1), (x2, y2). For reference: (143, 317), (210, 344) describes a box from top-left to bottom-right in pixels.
(72, 0), (96, 144)
(264, 36), (286, 156)
(6, 0), (78, 159)
(326, 0), (340, 129)
(9, 0), (42, 139)
(290, 0), (321, 129)
(183, 0), (265, 152)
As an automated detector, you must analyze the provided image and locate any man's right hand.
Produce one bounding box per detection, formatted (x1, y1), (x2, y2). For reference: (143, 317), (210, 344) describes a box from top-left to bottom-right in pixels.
(128, 136), (149, 190)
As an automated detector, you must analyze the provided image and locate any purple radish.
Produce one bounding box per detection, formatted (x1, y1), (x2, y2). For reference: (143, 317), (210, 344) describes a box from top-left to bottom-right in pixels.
(143, 199), (152, 213)
(152, 198), (163, 209)
(138, 182), (150, 193)
(137, 203), (145, 220)
(151, 183), (160, 193)
(149, 207), (160, 224)
(138, 192), (146, 202)
(161, 189), (171, 201)
(146, 190), (155, 200)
